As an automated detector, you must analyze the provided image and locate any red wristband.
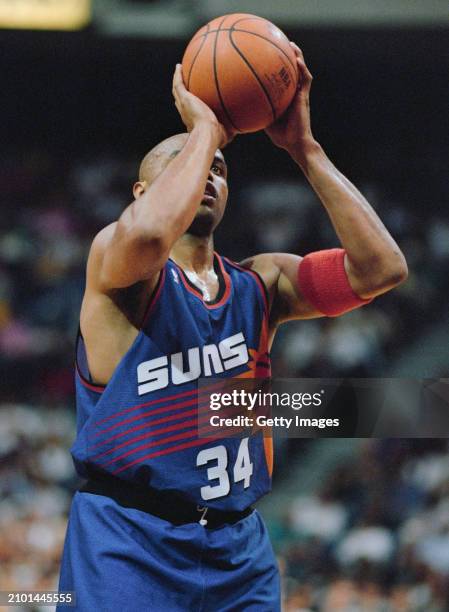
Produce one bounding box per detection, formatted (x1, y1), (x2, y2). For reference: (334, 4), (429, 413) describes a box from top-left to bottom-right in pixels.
(298, 248), (373, 317)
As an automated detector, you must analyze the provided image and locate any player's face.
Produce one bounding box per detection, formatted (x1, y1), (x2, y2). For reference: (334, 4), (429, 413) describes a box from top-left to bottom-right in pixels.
(187, 150), (228, 238)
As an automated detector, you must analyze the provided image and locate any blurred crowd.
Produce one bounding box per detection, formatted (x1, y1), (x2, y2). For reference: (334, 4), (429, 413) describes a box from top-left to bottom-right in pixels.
(0, 405), (75, 598)
(272, 439), (449, 611)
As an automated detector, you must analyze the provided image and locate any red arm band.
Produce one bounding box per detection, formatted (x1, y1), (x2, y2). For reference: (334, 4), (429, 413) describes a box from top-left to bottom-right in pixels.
(297, 248), (373, 317)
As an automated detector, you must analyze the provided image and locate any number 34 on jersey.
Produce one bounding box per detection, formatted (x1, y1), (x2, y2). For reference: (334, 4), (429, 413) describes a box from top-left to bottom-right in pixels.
(196, 438), (254, 501)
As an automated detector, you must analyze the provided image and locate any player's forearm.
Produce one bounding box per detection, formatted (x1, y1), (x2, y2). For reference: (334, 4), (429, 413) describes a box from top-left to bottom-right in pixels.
(129, 121), (220, 245)
(290, 140), (408, 297)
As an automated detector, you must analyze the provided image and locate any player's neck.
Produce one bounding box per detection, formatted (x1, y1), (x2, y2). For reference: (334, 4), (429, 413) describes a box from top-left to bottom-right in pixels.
(171, 234), (215, 273)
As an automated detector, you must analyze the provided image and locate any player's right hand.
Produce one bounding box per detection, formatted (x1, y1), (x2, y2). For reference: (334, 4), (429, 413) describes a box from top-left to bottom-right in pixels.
(172, 64), (235, 148)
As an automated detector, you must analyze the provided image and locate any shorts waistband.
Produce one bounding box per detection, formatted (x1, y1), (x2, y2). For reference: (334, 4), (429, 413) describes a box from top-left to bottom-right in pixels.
(79, 472), (253, 529)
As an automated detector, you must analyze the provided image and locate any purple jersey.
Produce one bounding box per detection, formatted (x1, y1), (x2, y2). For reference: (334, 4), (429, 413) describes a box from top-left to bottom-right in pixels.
(72, 254), (272, 511)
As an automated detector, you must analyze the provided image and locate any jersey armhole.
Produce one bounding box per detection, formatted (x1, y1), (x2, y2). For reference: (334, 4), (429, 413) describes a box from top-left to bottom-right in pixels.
(247, 268), (270, 318)
(76, 267), (166, 393)
(223, 257), (270, 318)
(140, 267), (166, 327)
(75, 331), (106, 393)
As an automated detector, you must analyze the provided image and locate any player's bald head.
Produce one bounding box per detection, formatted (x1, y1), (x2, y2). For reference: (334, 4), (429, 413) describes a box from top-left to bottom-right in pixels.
(139, 133), (189, 184)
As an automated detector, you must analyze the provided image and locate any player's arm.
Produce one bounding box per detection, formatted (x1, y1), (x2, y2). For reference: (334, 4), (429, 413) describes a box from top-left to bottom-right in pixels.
(93, 65), (233, 292)
(261, 44), (408, 323)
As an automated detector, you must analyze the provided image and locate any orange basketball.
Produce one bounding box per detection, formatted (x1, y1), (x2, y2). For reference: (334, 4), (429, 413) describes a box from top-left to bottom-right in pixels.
(182, 14), (299, 134)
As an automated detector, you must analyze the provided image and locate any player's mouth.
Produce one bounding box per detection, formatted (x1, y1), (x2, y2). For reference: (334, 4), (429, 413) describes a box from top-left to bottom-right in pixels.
(202, 182), (217, 206)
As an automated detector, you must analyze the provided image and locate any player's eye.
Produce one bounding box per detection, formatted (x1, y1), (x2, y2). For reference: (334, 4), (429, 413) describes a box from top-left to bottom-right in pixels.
(211, 164), (223, 175)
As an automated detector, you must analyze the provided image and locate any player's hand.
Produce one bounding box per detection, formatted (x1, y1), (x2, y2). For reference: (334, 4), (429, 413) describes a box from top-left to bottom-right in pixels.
(172, 64), (235, 148)
(265, 44), (315, 155)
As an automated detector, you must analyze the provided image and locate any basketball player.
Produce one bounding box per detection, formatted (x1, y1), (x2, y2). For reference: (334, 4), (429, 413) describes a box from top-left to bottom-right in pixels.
(58, 45), (407, 611)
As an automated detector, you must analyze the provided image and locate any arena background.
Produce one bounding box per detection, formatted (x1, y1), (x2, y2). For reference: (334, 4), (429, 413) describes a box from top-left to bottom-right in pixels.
(0, 1), (448, 610)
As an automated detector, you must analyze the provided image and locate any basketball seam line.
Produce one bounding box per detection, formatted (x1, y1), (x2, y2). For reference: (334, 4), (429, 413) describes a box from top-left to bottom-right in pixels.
(237, 30), (298, 75)
(186, 21), (210, 90)
(191, 16), (265, 43)
(228, 27), (276, 123)
(192, 28), (298, 76)
(213, 16), (241, 132)
(228, 16), (266, 27)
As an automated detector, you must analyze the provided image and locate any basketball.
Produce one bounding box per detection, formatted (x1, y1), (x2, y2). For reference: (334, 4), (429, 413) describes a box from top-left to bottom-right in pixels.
(182, 14), (299, 134)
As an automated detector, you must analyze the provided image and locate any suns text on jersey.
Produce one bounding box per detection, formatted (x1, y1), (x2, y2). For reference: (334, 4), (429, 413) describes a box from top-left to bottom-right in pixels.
(136, 332), (249, 395)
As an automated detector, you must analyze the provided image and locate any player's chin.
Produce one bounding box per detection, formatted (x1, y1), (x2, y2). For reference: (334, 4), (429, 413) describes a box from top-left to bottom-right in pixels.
(187, 209), (217, 237)
(200, 194), (217, 209)
(197, 202), (216, 218)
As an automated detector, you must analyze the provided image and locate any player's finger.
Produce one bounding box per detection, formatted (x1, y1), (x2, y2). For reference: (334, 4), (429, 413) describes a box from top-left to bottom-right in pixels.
(296, 58), (313, 84)
(172, 89), (181, 111)
(172, 64), (179, 88)
(172, 64), (185, 94)
(289, 42), (304, 60)
(174, 98), (186, 121)
(172, 74), (184, 105)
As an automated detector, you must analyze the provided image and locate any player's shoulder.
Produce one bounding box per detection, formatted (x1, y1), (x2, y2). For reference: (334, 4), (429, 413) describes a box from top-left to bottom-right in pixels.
(236, 253), (282, 298)
(238, 253), (274, 273)
(238, 252), (286, 282)
(238, 252), (305, 301)
(241, 252), (304, 275)
(85, 223), (118, 290)
(87, 223), (118, 269)
(90, 222), (118, 254)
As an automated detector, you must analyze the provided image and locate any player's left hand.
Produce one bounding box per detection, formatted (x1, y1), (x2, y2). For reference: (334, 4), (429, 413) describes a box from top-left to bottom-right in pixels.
(172, 64), (236, 149)
(265, 43), (315, 154)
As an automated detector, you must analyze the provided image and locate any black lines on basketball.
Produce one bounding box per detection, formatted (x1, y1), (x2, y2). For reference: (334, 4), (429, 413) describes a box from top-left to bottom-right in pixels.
(190, 16), (265, 44)
(228, 28), (276, 123)
(228, 16), (266, 28)
(233, 30), (297, 75)
(192, 28), (297, 77)
(213, 17), (241, 132)
(187, 22), (210, 90)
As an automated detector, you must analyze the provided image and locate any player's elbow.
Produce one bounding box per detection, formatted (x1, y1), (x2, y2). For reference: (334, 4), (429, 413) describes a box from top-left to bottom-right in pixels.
(384, 249), (408, 285)
(357, 251), (408, 298)
(388, 253), (408, 286)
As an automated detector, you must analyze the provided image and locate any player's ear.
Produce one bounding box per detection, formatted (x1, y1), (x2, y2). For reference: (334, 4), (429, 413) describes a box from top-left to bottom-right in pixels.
(133, 181), (147, 199)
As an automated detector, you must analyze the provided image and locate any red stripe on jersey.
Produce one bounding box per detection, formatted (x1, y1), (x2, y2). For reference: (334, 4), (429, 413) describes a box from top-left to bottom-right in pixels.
(94, 380), (224, 426)
(93, 396), (201, 436)
(91, 396), (211, 451)
(106, 420), (237, 469)
(103, 428), (205, 467)
(112, 437), (216, 474)
(93, 412), (212, 462)
(90, 407), (200, 450)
